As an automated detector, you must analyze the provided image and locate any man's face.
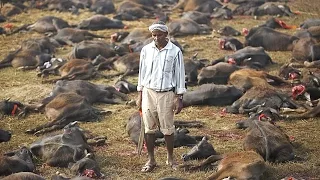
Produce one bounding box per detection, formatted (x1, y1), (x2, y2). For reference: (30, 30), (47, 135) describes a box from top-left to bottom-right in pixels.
(151, 30), (168, 47)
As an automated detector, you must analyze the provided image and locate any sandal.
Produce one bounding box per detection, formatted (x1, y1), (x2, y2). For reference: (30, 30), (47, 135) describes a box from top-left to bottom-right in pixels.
(166, 161), (178, 170)
(141, 163), (157, 173)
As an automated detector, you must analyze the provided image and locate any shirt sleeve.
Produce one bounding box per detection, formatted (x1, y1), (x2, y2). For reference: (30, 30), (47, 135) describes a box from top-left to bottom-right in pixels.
(175, 50), (186, 95)
(137, 48), (146, 91)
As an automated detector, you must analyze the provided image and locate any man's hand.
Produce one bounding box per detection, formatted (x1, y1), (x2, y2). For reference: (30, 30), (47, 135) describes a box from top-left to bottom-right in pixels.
(174, 95), (183, 115)
(136, 91), (142, 110)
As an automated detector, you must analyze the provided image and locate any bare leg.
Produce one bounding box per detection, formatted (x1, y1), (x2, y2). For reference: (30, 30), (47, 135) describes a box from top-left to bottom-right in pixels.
(145, 133), (156, 166)
(164, 134), (175, 167)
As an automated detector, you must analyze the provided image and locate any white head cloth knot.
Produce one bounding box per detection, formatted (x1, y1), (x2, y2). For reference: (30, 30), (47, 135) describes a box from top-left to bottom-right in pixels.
(148, 23), (168, 33)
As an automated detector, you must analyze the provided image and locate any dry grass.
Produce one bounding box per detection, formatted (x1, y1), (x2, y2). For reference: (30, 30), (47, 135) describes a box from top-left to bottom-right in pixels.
(1, 0), (320, 180)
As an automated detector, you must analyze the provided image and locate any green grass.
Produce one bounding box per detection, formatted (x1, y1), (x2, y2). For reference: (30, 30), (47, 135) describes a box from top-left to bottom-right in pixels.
(1, 0), (320, 179)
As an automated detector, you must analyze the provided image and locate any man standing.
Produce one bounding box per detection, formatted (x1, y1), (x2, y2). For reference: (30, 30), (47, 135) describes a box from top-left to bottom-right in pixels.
(136, 21), (186, 172)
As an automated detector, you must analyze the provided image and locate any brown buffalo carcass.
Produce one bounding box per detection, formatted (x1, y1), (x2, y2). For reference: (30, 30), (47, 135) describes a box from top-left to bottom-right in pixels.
(226, 86), (299, 114)
(40, 80), (128, 106)
(182, 84), (243, 107)
(69, 40), (118, 60)
(1, 172), (45, 180)
(292, 37), (320, 62)
(172, 0), (222, 14)
(242, 118), (295, 162)
(197, 62), (240, 85)
(25, 92), (111, 135)
(168, 18), (212, 37)
(0, 37), (57, 70)
(0, 147), (35, 176)
(244, 27), (299, 51)
(29, 122), (92, 167)
(41, 59), (108, 83)
(77, 15), (126, 31)
(180, 151), (266, 180)
(23, 16), (71, 34)
(92, 52), (140, 79)
(228, 68), (288, 91)
(52, 19), (105, 45)
(0, 128), (11, 143)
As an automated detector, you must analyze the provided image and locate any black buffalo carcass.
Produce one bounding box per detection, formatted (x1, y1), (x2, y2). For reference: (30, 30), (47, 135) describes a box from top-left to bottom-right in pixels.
(183, 84), (243, 107)
(0, 147), (35, 176)
(244, 27), (299, 51)
(29, 122), (92, 167)
(0, 128), (11, 143)
(182, 137), (217, 161)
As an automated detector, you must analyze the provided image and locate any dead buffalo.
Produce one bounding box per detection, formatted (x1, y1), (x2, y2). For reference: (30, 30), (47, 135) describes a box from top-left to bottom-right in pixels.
(292, 37), (320, 61)
(299, 19), (320, 29)
(211, 46), (273, 69)
(92, 52), (140, 79)
(0, 99), (25, 117)
(253, 3), (295, 17)
(168, 18), (212, 37)
(114, 79), (137, 94)
(1, 172), (45, 180)
(218, 36), (243, 51)
(243, 119), (294, 162)
(69, 153), (103, 178)
(26, 16), (70, 33)
(40, 80), (128, 106)
(25, 92), (111, 135)
(0, 37), (57, 70)
(181, 11), (212, 25)
(197, 62), (240, 85)
(172, 0), (222, 13)
(78, 15), (126, 31)
(155, 128), (204, 148)
(182, 137), (217, 161)
(260, 17), (296, 29)
(52, 19), (105, 45)
(226, 86), (299, 114)
(69, 40), (117, 60)
(41, 59), (106, 83)
(180, 151), (266, 180)
(182, 84), (243, 107)
(228, 68), (288, 91)
(29, 122), (91, 167)
(114, 1), (154, 21)
(0, 147), (35, 176)
(211, 5), (233, 20)
(184, 54), (209, 85)
(126, 112), (204, 146)
(0, 3), (22, 16)
(90, 0), (115, 15)
(217, 26), (241, 36)
(232, 1), (264, 16)
(244, 27), (299, 51)
(0, 128), (11, 142)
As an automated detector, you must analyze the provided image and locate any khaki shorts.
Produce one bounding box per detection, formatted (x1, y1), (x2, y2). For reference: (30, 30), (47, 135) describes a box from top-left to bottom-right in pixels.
(141, 88), (175, 135)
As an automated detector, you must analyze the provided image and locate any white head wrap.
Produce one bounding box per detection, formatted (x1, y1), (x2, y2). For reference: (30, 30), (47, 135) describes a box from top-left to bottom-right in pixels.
(148, 23), (168, 33)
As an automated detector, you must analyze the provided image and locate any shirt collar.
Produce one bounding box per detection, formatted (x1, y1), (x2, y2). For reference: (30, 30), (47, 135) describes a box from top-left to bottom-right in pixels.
(151, 40), (173, 50)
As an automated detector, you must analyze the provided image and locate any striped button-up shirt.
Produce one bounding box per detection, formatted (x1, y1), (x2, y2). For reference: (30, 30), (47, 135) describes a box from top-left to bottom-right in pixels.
(137, 40), (186, 95)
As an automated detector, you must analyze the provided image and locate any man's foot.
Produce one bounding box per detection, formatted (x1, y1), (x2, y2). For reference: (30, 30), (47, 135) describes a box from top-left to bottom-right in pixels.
(141, 163), (157, 173)
(166, 160), (177, 170)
